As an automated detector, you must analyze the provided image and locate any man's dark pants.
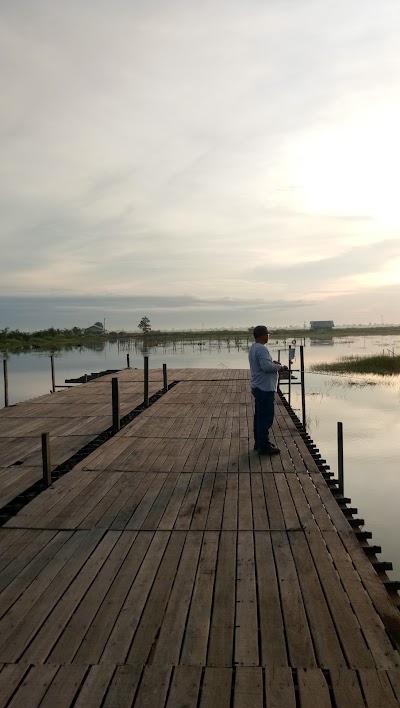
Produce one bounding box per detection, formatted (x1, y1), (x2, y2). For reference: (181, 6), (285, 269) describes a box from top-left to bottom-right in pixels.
(251, 387), (275, 451)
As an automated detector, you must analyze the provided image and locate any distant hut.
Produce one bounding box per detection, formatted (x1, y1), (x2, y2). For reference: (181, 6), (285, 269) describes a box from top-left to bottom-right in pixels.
(310, 320), (334, 331)
(84, 321), (104, 334)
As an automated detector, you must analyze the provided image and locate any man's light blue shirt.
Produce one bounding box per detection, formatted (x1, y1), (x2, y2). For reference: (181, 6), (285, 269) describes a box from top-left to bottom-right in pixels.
(249, 342), (281, 392)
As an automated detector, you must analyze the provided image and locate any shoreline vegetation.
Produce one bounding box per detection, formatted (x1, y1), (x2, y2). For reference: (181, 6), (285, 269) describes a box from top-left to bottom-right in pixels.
(1, 325), (400, 354)
(311, 355), (400, 375)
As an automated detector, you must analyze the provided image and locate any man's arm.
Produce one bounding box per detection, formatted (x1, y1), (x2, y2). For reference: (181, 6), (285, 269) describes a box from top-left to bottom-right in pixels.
(257, 348), (282, 373)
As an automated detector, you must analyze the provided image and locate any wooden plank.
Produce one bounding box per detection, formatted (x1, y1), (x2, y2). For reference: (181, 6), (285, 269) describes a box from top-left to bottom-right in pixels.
(207, 530), (236, 666)
(126, 532), (186, 664)
(205, 473), (226, 529)
(289, 531), (346, 668)
(272, 532), (316, 668)
(151, 531), (203, 664)
(108, 473), (158, 530)
(199, 667), (232, 708)
(40, 665), (88, 708)
(358, 669), (400, 708)
(74, 664), (116, 708)
(0, 530), (105, 663)
(49, 472), (126, 529)
(265, 668), (296, 708)
(0, 531), (89, 649)
(322, 529), (400, 669)
(157, 473), (191, 529)
(190, 473), (215, 530)
(181, 531), (219, 665)
(10, 531), (118, 663)
(337, 528), (400, 650)
(250, 474), (268, 530)
(305, 530), (375, 668)
(0, 529), (61, 597)
(6, 468), (103, 524)
(285, 473), (318, 531)
(124, 473), (169, 530)
(0, 664), (29, 708)
(174, 473), (203, 530)
(7, 665), (59, 708)
(297, 669), (331, 708)
(166, 666), (202, 708)
(48, 531), (138, 663)
(134, 665), (171, 708)
(387, 669), (400, 703)
(141, 472), (180, 530)
(274, 474), (300, 529)
(263, 474), (284, 529)
(222, 475), (238, 530)
(101, 531), (169, 663)
(73, 531), (153, 664)
(234, 667), (263, 708)
(0, 466), (42, 507)
(238, 474), (253, 530)
(24, 473), (113, 530)
(235, 531), (259, 666)
(330, 669), (366, 707)
(0, 529), (41, 573)
(77, 472), (145, 528)
(254, 532), (288, 667)
(103, 664), (142, 708)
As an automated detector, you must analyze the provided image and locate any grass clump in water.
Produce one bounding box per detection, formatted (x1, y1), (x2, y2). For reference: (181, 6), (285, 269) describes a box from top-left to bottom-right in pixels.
(312, 355), (400, 375)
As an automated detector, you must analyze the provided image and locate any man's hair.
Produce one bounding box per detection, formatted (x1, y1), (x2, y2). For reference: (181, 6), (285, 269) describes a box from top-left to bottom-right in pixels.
(253, 325), (269, 339)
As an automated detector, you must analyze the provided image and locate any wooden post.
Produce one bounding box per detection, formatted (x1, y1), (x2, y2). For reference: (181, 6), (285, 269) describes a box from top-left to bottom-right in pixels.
(337, 421), (344, 495)
(144, 356), (149, 408)
(50, 354), (56, 393)
(112, 377), (120, 433)
(163, 363), (168, 393)
(42, 432), (52, 487)
(288, 347), (292, 406)
(277, 349), (281, 363)
(300, 345), (306, 428)
(3, 358), (8, 408)
(127, 353), (131, 368)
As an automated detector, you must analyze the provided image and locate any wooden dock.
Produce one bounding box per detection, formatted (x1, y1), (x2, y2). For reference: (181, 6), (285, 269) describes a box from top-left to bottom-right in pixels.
(1, 368), (400, 706)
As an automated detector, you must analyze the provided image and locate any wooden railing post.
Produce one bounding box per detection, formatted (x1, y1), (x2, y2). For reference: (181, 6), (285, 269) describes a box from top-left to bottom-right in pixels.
(50, 354), (56, 393)
(112, 377), (120, 433)
(163, 363), (168, 393)
(127, 353), (131, 368)
(288, 347), (292, 406)
(42, 432), (52, 487)
(337, 422), (344, 495)
(144, 356), (149, 408)
(300, 345), (306, 429)
(3, 358), (8, 408)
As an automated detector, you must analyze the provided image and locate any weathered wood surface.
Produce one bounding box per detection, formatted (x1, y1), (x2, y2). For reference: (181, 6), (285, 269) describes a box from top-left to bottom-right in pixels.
(0, 380), (161, 507)
(0, 369), (400, 707)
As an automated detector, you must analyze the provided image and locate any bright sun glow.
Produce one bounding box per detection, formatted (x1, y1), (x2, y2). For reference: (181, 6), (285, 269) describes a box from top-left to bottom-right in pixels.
(288, 104), (400, 227)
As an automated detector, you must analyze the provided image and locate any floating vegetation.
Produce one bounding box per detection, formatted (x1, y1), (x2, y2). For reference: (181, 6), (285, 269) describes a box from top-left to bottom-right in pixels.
(311, 355), (400, 376)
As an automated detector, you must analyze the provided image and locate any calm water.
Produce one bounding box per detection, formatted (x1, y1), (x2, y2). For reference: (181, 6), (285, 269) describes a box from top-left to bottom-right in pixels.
(2, 335), (400, 574)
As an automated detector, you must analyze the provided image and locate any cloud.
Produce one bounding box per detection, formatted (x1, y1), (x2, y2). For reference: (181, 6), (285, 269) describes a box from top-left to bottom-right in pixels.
(1, 0), (400, 324)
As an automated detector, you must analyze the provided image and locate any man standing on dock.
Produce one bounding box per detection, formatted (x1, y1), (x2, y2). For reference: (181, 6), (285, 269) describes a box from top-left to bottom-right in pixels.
(249, 325), (287, 455)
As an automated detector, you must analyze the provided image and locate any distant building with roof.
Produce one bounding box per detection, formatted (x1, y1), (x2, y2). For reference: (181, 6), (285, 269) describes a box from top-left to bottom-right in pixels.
(84, 321), (104, 334)
(310, 320), (334, 331)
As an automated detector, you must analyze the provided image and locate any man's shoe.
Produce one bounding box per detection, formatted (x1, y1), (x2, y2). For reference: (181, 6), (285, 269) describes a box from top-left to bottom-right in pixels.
(259, 446), (280, 456)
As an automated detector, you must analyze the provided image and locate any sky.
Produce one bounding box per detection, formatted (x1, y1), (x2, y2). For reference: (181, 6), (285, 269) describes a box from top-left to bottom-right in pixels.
(1, 0), (400, 330)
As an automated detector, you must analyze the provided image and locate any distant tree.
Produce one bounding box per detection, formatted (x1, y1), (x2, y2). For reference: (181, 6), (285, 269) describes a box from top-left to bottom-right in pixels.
(138, 316), (151, 333)
(1, 327), (10, 342)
